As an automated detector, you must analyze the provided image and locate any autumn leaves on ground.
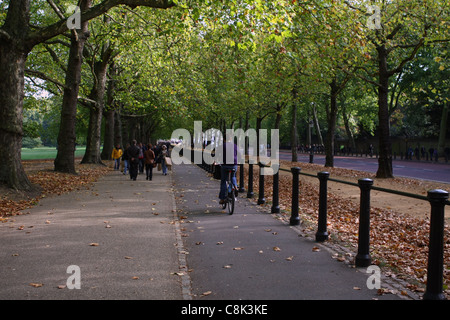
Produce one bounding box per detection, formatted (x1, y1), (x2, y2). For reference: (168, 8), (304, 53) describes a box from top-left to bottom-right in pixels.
(1, 159), (449, 298)
(0, 160), (110, 219)
(244, 160), (449, 297)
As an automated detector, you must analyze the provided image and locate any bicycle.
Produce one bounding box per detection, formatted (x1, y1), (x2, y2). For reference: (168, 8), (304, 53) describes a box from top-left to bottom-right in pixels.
(221, 167), (237, 215)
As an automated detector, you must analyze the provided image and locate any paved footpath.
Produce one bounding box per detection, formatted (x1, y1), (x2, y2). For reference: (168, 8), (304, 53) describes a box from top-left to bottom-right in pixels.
(172, 162), (415, 301)
(0, 161), (419, 302)
(0, 168), (183, 300)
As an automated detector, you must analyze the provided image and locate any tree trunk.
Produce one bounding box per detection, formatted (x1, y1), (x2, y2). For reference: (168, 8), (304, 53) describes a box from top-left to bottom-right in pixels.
(376, 45), (393, 178)
(82, 105), (104, 164)
(101, 109), (115, 160)
(54, 0), (92, 173)
(342, 103), (356, 151)
(325, 80), (339, 168)
(291, 89), (298, 162)
(256, 116), (262, 158)
(0, 0), (34, 190)
(312, 105), (324, 147)
(114, 109), (123, 147)
(0, 44), (34, 190)
(81, 50), (111, 164)
(101, 62), (117, 160)
(438, 104), (448, 156)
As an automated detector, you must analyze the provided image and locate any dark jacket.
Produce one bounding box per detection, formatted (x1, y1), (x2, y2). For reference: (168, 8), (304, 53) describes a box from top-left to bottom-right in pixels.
(127, 145), (140, 163)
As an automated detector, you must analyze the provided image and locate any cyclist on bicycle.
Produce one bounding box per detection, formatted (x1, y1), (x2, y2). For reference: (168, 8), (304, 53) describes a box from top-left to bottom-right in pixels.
(218, 139), (239, 204)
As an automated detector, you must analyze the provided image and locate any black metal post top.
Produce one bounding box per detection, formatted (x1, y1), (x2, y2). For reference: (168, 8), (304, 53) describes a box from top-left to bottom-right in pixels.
(427, 189), (449, 200)
(291, 167), (301, 174)
(358, 178), (374, 187)
(317, 171), (330, 179)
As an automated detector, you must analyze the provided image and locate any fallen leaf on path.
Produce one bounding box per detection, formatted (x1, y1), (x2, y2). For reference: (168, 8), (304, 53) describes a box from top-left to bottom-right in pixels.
(273, 247), (281, 251)
(89, 243), (99, 246)
(29, 283), (43, 288)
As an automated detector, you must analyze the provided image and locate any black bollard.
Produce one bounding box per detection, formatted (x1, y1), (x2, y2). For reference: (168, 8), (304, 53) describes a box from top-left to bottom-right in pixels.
(258, 162), (265, 205)
(290, 167), (301, 226)
(423, 189), (449, 300)
(271, 164), (280, 214)
(239, 163), (245, 193)
(247, 163), (254, 198)
(355, 178), (374, 267)
(315, 172), (330, 242)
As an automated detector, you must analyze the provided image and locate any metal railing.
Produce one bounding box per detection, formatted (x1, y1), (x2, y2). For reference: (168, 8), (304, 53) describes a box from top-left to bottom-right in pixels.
(191, 149), (449, 300)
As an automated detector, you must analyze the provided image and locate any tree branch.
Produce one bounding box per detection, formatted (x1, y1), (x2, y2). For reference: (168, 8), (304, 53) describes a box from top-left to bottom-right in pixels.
(340, 66), (382, 88)
(46, 0), (66, 20)
(27, 0), (175, 48)
(25, 68), (68, 90)
(388, 38), (424, 76)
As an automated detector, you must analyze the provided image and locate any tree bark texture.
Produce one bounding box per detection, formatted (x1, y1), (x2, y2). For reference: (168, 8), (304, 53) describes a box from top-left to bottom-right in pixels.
(376, 45), (394, 178)
(325, 80), (339, 168)
(81, 46), (112, 164)
(291, 89), (298, 162)
(54, 0), (92, 173)
(0, 0), (33, 190)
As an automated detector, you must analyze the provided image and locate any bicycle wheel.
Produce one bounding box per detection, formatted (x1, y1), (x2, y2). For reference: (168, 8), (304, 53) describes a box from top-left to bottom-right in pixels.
(227, 189), (235, 215)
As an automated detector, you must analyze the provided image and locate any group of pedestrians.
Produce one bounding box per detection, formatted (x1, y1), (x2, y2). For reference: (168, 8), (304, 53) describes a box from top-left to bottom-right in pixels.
(111, 140), (171, 181)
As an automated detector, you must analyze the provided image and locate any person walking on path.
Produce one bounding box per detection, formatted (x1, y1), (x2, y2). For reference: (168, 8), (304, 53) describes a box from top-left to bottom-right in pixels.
(160, 144), (169, 176)
(127, 140), (140, 181)
(122, 143), (130, 175)
(111, 144), (123, 171)
(138, 142), (145, 174)
(144, 144), (156, 181)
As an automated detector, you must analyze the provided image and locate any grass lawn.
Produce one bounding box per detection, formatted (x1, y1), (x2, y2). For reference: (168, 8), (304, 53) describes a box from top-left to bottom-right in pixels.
(21, 146), (86, 160)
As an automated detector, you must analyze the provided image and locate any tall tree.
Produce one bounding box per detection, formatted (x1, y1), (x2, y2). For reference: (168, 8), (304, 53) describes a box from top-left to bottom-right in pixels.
(344, 0), (448, 177)
(0, 0), (174, 190)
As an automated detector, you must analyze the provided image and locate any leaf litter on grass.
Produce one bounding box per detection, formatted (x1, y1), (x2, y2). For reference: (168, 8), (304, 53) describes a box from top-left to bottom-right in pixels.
(0, 161), (111, 219)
